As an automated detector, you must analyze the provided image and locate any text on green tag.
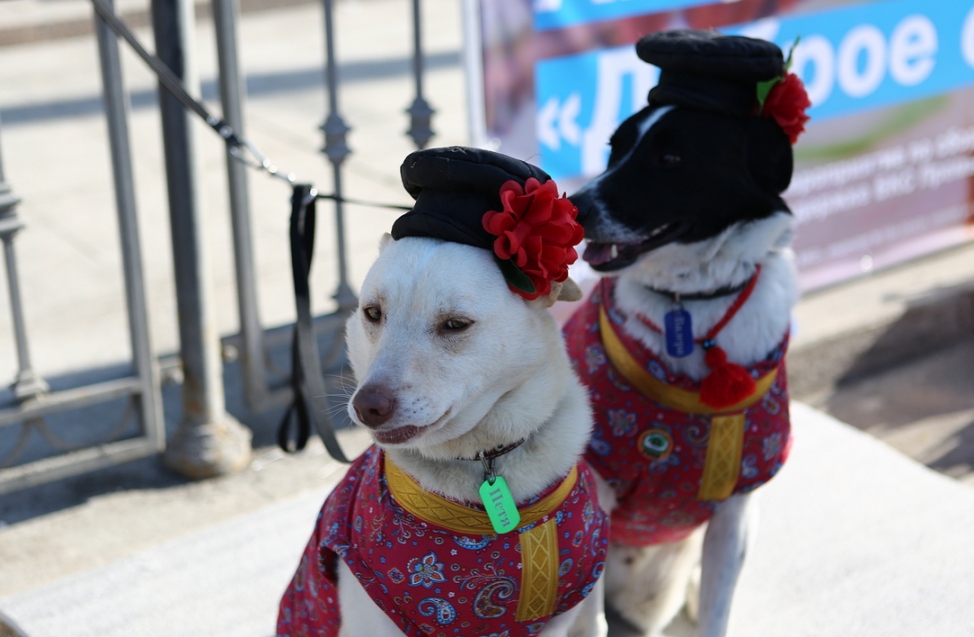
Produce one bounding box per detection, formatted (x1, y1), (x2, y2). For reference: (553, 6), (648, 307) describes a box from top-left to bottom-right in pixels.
(479, 476), (520, 534)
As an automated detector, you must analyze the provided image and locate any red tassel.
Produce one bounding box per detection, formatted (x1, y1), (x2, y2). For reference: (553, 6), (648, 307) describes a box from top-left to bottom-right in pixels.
(700, 346), (756, 409)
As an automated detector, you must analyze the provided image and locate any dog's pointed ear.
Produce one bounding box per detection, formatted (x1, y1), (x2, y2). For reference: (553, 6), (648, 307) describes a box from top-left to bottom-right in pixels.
(557, 277), (583, 302)
(378, 233), (394, 253)
(746, 117), (793, 194)
(536, 277), (583, 308)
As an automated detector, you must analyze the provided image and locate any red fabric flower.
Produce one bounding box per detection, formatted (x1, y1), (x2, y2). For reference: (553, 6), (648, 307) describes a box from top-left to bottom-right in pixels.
(482, 177), (584, 300)
(762, 72), (811, 144)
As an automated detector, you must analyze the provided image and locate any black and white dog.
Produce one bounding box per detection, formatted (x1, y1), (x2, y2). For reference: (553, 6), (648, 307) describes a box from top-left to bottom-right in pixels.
(564, 31), (808, 637)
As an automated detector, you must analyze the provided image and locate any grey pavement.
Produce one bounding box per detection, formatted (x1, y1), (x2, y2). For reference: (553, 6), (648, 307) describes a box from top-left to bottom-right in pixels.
(2, 0), (974, 635)
(4, 404), (974, 636)
(808, 336), (974, 487)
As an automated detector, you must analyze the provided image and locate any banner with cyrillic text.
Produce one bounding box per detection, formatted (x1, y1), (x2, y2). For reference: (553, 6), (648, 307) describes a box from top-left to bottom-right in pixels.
(475, 0), (974, 291)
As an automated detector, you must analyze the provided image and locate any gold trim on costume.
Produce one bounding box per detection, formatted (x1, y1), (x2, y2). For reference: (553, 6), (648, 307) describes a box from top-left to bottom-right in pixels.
(598, 305), (777, 501)
(384, 456), (578, 536)
(598, 306), (776, 415)
(515, 518), (560, 621)
(697, 414), (746, 500)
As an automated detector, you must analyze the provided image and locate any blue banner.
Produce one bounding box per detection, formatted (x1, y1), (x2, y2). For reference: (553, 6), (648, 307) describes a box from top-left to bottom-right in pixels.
(535, 46), (657, 180)
(532, 0), (711, 32)
(534, 0), (974, 180)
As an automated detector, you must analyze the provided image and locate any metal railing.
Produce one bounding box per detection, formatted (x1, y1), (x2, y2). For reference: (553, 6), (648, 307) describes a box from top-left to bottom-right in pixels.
(225, 0), (436, 415)
(0, 0), (437, 492)
(0, 0), (165, 493)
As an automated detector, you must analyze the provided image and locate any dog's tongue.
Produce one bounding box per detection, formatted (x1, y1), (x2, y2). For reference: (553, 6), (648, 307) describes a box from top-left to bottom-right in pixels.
(583, 242), (614, 266)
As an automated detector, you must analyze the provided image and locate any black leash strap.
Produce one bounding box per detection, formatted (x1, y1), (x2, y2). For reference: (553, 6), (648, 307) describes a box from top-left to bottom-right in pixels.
(316, 193), (411, 211)
(90, 0), (403, 461)
(90, 0), (242, 149)
(89, 0), (416, 210)
(278, 185), (350, 462)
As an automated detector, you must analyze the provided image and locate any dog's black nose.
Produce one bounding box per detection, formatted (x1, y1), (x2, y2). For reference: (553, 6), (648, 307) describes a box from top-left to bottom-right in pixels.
(569, 190), (597, 228)
(352, 384), (397, 429)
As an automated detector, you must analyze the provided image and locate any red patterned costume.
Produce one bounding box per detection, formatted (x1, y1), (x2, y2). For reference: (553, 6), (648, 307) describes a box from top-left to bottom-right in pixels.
(563, 280), (791, 546)
(277, 446), (609, 636)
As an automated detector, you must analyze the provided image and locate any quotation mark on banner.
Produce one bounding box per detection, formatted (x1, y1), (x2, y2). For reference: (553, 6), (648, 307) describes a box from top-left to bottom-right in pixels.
(537, 93), (582, 151)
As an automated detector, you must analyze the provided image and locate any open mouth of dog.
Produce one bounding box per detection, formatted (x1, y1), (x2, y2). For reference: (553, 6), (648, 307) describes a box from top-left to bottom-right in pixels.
(583, 221), (691, 271)
(369, 409), (452, 445)
(371, 425), (423, 445)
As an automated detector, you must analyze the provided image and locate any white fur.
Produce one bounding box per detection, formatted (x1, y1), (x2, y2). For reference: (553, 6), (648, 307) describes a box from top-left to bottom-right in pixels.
(599, 214), (794, 635)
(603, 526), (705, 635)
(340, 236), (605, 637)
(576, 106), (799, 637)
(615, 212), (797, 379)
(697, 493), (758, 637)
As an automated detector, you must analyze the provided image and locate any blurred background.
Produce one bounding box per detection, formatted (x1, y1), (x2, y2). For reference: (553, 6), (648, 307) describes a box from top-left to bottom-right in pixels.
(0, 0), (972, 635)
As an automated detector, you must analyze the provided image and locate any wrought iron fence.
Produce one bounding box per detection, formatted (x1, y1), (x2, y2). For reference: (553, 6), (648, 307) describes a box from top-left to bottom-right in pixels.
(0, 3), (165, 492)
(0, 0), (437, 492)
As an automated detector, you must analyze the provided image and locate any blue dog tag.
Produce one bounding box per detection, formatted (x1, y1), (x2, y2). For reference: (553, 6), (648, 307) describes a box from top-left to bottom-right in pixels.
(664, 308), (694, 358)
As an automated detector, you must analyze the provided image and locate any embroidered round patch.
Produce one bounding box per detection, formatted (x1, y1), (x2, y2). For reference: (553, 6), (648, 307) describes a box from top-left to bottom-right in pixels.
(638, 429), (673, 461)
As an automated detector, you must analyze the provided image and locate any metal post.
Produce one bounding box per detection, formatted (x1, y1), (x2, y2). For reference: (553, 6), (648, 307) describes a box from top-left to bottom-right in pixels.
(0, 117), (48, 402)
(211, 0), (268, 413)
(460, 0), (488, 148)
(151, 0), (251, 477)
(320, 0), (356, 314)
(94, 0), (165, 450)
(406, 0), (435, 149)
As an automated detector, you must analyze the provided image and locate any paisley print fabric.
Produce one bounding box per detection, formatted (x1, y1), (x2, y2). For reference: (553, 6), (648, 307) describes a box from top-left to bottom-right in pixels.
(563, 280), (792, 547)
(277, 446), (609, 636)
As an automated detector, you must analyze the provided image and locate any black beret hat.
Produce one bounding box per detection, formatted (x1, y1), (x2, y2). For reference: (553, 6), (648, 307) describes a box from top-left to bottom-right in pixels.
(637, 29), (784, 117)
(392, 146), (582, 299)
(392, 146), (551, 248)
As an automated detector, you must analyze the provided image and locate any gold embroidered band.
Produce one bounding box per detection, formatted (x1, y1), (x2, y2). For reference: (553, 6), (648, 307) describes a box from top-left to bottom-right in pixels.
(515, 518), (559, 621)
(598, 306), (776, 415)
(384, 456), (578, 536)
(697, 414), (746, 500)
(599, 306), (774, 501)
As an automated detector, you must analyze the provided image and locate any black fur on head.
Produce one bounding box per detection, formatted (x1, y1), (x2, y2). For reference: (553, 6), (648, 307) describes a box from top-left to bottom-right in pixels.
(571, 30), (795, 272)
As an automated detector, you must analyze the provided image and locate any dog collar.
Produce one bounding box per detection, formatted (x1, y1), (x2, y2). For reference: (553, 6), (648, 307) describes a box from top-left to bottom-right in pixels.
(383, 453), (578, 534)
(644, 269), (756, 302)
(455, 438), (526, 463)
(598, 304), (777, 414)
(454, 438), (526, 482)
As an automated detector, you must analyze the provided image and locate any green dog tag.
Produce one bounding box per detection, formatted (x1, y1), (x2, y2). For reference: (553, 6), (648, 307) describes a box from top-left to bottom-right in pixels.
(479, 476), (520, 534)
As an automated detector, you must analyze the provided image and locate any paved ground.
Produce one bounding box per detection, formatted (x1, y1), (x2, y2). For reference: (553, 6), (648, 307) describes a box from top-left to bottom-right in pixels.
(806, 337), (974, 486)
(4, 405), (974, 637)
(2, 0), (974, 635)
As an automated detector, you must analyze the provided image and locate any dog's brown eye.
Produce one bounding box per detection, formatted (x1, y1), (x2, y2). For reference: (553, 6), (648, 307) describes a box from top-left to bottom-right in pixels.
(363, 306), (382, 323)
(662, 153), (681, 165)
(442, 318), (472, 332)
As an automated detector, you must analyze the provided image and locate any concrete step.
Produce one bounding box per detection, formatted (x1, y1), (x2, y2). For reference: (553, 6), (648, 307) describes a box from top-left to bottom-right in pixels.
(3, 404), (974, 637)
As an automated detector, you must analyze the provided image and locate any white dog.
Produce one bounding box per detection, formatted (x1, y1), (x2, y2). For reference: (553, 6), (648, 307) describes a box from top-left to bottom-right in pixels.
(562, 30), (808, 637)
(278, 150), (612, 637)
(337, 236), (609, 637)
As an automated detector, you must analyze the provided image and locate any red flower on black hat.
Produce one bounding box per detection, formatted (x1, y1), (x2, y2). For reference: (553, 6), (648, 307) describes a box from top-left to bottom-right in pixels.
(761, 72), (811, 145)
(482, 178), (584, 300)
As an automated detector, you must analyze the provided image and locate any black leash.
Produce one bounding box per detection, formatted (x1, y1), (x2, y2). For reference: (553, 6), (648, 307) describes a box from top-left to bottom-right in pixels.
(89, 0), (412, 214)
(278, 185), (351, 461)
(88, 0), (412, 461)
(89, 0), (259, 169)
